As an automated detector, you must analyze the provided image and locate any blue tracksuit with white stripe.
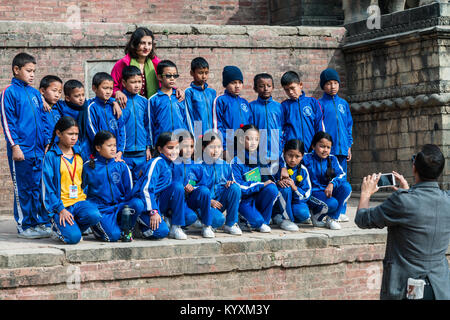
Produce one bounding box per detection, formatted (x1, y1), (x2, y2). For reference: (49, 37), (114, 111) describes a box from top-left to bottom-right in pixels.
(273, 162), (312, 223)
(82, 155), (141, 242)
(231, 152), (278, 228)
(121, 89), (151, 182)
(185, 82), (217, 135)
(213, 90), (252, 151)
(148, 89), (193, 149)
(281, 91), (325, 152)
(249, 96), (283, 159)
(197, 158), (241, 227)
(173, 159), (225, 228)
(0, 77), (53, 233)
(319, 93), (353, 173)
(302, 152), (351, 220)
(86, 96), (126, 154)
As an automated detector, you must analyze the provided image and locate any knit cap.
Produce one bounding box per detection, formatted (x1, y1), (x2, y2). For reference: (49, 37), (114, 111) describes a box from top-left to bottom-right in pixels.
(320, 68), (340, 89)
(222, 66), (243, 87)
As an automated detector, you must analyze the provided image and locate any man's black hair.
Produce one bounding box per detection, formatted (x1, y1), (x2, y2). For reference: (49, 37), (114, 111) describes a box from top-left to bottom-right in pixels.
(64, 79), (84, 97)
(12, 52), (36, 74)
(92, 72), (113, 88)
(191, 57), (209, 71)
(414, 144), (445, 181)
(122, 66), (142, 81)
(253, 73), (274, 90)
(156, 60), (178, 76)
(280, 71), (301, 87)
(39, 75), (63, 89)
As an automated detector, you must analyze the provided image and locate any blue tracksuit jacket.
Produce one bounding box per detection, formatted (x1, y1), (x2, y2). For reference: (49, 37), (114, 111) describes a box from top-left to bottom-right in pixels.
(281, 91), (325, 152)
(121, 90), (150, 153)
(197, 158), (235, 200)
(273, 162), (312, 201)
(319, 93), (353, 157)
(249, 96), (283, 157)
(86, 96), (126, 153)
(213, 90), (252, 149)
(173, 159), (202, 187)
(302, 152), (347, 192)
(148, 89), (193, 148)
(82, 155), (134, 206)
(1, 77), (52, 158)
(185, 82), (217, 134)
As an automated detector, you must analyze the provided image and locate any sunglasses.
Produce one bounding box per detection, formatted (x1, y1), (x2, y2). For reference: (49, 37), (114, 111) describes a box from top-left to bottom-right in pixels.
(162, 74), (180, 79)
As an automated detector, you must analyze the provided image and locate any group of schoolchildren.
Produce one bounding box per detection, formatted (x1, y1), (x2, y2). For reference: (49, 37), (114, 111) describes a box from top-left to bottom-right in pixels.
(0, 51), (353, 244)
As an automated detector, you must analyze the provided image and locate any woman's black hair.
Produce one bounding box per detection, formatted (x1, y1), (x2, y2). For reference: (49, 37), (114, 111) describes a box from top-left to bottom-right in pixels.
(89, 130), (116, 168)
(310, 131), (335, 182)
(234, 124), (259, 164)
(125, 27), (156, 60)
(283, 139), (304, 155)
(50, 116), (79, 148)
(155, 131), (177, 156)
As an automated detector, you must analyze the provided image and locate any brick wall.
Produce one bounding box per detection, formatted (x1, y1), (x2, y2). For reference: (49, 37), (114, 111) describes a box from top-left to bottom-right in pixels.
(0, 22), (346, 214)
(0, 0), (269, 25)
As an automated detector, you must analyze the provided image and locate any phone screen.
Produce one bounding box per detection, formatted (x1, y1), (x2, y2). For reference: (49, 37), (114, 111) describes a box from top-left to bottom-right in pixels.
(378, 174), (394, 187)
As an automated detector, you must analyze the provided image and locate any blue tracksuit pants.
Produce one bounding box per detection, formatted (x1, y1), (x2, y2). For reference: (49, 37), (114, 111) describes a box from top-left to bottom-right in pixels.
(274, 187), (311, 223)
(238, 183), (278, 228)
(211, 183), (241, 227)
(186, 186), (225, 228)
(308, 181), (352, 220)
(123, 154), (147, 183)
(336, 155), (349, 216)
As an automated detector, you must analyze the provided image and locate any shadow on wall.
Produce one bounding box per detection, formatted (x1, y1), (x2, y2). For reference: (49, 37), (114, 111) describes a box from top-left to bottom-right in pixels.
(225, 0), (270, 25)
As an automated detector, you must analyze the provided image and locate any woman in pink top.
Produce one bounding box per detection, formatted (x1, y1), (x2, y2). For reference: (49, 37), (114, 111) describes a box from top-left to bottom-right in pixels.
(111, 27), (183, 107)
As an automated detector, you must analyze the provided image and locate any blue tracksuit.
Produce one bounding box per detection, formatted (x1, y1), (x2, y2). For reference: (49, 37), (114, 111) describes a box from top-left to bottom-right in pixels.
(213, 90), (252, 151)
(41, 144), (101, 244)
(319, 93), (353, 172)
(281, 91), (325, 152)
(148, 89), (193, 149)
(302, 152), (352, 220)
(82, 155), (142, 242)
(185, 82), (217, 135)
(197, 158), (241, 227)
(273, 162), (312, 223)
(249, 96), (283, 159)
(1, 77), (53, 233)
(231, 153), (278, 228)
(86, 96), (126, 153)
(121, 89), (151, 182)
(133, 153), (196, 237)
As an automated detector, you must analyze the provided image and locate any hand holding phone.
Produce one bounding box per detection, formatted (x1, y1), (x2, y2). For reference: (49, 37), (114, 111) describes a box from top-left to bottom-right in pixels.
(377, 173), (396, 188)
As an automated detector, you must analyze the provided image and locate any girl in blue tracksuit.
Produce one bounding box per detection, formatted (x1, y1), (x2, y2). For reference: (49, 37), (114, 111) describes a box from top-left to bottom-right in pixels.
(231, 125), (278, 233)
(42, 116), (102, 244)
(303, 131), (352, 230)
(199, 130), (242, 235)
(133, 131), (196, 240)
(82, 130), (144, 242)
(273, 139), (312, 231)
(173, 131), (225, 238)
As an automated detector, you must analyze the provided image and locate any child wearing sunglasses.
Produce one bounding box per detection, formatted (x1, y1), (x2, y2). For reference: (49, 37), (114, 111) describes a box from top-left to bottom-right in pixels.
(148, 60), (194, 153)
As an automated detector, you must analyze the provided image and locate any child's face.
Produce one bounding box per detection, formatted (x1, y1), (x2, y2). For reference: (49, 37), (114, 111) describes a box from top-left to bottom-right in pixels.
(65, 87), (86, 107)
(158, 140), (180, 162)
(284, 149), (303, 168)
(57, 126), (79, 148)
(122, 75), (143, 95)
(243, 129), (260, 153)
(13, 63), (36, 85)
(157, 67), (178, 90)
(226, 80), (243, 96)
(205, 138), (223, 161)
(255, 78), (273, 100)
(323, 80), (339, 96)
(313, 138), (332, 159)
(136, 36), (153, 59)
(180, 138), (194, 160)
(95, 137), (117, 159)
(283, 81), (303, 100)
(40, 81), (62, 105)
(92, 80), (113, 102)
(190, 67), (209, 87)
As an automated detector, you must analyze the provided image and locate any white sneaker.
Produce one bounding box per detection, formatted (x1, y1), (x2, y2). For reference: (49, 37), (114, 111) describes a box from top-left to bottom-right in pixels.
(35, 225), (52, 238)
(311, 214), (326, 227)
(223, 224), (242, 235)
(17, 227), (44, 239)
(258, 224), (271, 233)
(337, 214), (350, 222)
(299, 218), (312, 225)
(272, 214), (283, 226)
(192, 219), (203, 229)
(280, 219), (299, 231)
(82, 227), (93, 236)
(169, 225), (187, 240)
(326, 217), (341, 230)
(202, 225), (215, 238)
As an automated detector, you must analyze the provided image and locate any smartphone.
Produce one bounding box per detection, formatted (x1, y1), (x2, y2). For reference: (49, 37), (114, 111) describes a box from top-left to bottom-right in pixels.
(377, 173), (396, 188)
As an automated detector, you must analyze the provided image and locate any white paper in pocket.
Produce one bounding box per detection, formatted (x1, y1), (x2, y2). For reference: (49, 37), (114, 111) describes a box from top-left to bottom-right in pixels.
(406, 278), (426, 299)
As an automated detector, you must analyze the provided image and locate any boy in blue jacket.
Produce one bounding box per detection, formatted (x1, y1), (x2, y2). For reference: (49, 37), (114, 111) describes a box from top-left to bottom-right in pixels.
(185, 57), (217, 135)
(280, 71), (325, 152)
(120, 66), (152, 182)
(148, 60), (193, 151)
(39, 75), (63, 129)
(86, 72), (125, 161)
(213, 65), (252, 159)
(1, 53), (53, 239)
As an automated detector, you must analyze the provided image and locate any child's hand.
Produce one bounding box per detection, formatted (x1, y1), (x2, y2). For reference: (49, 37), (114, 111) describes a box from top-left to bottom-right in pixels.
(347, 148), (352, 161)
(150, 212), (162, 231)
(225, 181), (234, 188)
(115, 91), (128, 109)
(59, 208), (74, 227)
(184, 183), (194, 194)
(115, 151), (123, 162)
(146, 148), (152, 161)
(280, 167), (289, 180)
(324, 183), (334, 198)
(211, 199), (223, 210)
(12, 145), (25, 161)
(112, 101), (123, 119)
(288, 178), (298, 191)
(264, 180), (275, 187)
(41, 96), (51, 112)
(277, 178), (290, 188)
(175, 88), (185, 102)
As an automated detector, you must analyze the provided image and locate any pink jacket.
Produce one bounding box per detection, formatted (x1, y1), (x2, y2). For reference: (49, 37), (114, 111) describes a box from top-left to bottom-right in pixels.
(111, 53), (161, 97)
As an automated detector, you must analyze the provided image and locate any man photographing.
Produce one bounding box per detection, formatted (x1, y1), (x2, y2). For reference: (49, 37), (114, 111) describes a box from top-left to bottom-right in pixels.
(355, 144), (450, 300)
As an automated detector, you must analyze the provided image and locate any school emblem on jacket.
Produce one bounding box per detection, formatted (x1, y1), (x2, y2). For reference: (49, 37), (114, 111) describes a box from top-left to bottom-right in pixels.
(338, 104), (346, 114)
(241, 103), (249, 113)
(32, 96), (39, 107)
(111, 171), (121, 184)
(109, 119), (118, 130)
(303, 105), (313, 117)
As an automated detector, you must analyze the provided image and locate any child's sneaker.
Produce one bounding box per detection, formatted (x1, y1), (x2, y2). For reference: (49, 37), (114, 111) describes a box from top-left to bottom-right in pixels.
(169, 225), (187, 240)
(35, 224), (53, 238)
(280, 219), (299, 232)
(258, 224), (271, 233)
(17, 227), (44, 239)
(326, 217), (341, 230)
(272, 214), (283, 226)
(223, 224), (242, 235)
(337, 214), (349, 222)
(202, 225), (215, 238)
(311, 213), (326, 227)
(192, 219), (203, 229)
(299, 217), (312, 225)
